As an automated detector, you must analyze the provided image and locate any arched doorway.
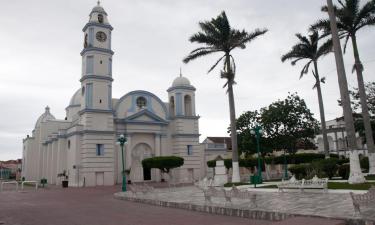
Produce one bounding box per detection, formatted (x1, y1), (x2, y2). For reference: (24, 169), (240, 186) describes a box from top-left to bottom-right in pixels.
(130, 143), (153, 182)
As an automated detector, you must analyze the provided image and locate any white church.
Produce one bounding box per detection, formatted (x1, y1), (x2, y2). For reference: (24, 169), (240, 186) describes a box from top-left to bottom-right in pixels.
(22, 3), (203, 187)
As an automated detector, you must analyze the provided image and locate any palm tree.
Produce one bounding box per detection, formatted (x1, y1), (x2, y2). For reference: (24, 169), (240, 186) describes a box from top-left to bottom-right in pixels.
(313, 0), (375, 174)
(183, 11), (268, 182)
(281, 30), (332, 158)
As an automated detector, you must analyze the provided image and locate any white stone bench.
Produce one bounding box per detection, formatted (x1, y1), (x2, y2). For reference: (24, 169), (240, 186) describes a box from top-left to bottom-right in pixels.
(0, 181), (18, 192)
(21, 181), (38, 191)
(350, 187), (375, 215)
(128, 183), (155, 197)
(202, 186), (257, 207)
(278, 175), (328, 192)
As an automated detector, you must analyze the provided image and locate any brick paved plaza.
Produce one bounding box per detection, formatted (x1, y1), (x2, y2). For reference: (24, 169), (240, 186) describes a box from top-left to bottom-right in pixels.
(0, 185), (350, 225)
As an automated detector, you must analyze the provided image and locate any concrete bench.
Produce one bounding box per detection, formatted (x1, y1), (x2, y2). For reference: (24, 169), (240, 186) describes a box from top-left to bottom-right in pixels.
(21, 181), (38, 190)
(0, 181), (18, 192)
(278, 175), (328, 192)
(350, 187), (375, 215)
(128, 183), (155, 197)
(202, 186), (257, 207)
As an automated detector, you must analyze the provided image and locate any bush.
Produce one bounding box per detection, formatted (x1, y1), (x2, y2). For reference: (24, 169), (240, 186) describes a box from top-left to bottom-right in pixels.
(316, 158), (339, 179)
(289, 164), (311, 179)
(207, 158), (258, 170)
(337, 158), (349, 165)
(207, 160), (216, 168)
(265, 153), (325, 165)
(338, 164), (350, 179)
(142, 156), (184, 173)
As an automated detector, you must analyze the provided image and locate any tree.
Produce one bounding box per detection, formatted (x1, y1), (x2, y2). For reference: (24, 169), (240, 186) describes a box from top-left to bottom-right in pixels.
(260, 93), (319, 153)
(281, 30), (332, 158)
(183, 11), (268, 182)
(313, 0), (375, 174)
(235, 93), (319, 154)
(235, 111), (273, 157)
(142, 156), (184, 181)
(341, 82), (375, 116)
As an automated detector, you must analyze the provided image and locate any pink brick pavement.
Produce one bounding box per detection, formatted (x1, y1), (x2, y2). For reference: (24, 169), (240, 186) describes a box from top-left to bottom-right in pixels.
(0, 185), (344, 225)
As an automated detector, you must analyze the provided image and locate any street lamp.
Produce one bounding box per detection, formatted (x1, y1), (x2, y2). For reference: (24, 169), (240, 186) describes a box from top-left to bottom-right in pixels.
(117, 134), (127, 192)
(251, 125), (263, 186)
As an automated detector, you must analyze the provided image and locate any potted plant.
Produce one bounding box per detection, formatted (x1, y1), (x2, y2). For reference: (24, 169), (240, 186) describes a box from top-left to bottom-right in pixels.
(40, 178), (47, 188)
(57, 170), (69, 188)
(124, 169), (131, 184)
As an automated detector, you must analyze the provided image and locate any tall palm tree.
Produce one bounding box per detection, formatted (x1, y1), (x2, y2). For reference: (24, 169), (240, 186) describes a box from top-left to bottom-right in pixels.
(313, 0), (375, 174)
(183, 11), (268, 182)
(281, 30), (332, 158)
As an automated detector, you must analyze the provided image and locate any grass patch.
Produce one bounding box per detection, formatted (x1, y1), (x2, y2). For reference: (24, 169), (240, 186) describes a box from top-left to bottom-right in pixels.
(224, 182), (249, 187)
(365, 175), (375, 180)
(257, 185), (278, 188)
(328, 182), (373, 190)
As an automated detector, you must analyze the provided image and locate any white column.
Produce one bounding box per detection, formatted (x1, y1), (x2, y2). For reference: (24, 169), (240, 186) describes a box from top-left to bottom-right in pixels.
(155, 134), (161, 156)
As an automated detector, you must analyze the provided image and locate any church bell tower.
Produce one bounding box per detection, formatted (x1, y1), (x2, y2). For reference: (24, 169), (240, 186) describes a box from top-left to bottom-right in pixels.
(80, 1), (113, 111)
(78, 2), (115, 187)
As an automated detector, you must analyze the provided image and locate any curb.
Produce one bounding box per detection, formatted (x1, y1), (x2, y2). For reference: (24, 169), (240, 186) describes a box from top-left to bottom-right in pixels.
(113, 193), (374, 225)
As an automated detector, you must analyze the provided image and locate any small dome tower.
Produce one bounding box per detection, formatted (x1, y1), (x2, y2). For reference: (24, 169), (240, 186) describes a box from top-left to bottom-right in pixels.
(167, 71), (196, 118)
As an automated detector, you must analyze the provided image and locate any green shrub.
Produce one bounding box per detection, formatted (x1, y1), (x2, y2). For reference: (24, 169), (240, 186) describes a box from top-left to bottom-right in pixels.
(265, 153), (325, 165)
(142, 156), (184, 173)
(338, 164), (350, 179)
(207, 158), (258, 170)
(316, 158), (339, 179)
(337, 158), (349, 165)
(289, 164), (311, 179)
(207, 160), (216, 168)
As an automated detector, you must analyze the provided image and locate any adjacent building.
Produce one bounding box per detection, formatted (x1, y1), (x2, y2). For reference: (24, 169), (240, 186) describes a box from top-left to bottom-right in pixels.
(315, 114), (368, 157)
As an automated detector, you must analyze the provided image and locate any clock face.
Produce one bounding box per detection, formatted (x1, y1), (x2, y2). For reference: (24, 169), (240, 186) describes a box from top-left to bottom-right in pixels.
(96, 31), (107, 42)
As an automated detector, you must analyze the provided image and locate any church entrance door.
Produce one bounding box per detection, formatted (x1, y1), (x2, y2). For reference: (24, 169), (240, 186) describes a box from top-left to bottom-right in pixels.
(143, 167), (151, 180)
(130, 143), (153, 182)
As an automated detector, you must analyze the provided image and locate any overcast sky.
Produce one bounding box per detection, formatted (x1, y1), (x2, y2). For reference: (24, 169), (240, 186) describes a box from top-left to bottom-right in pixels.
(0, 0), (374, 160)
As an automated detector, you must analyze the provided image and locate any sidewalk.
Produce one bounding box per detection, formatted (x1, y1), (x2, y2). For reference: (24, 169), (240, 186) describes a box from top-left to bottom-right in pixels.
(114, 186), (375, 225)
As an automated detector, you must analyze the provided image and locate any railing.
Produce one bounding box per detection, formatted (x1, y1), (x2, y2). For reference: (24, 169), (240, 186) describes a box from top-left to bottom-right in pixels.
(207, 143), (226, 149)
(0, 181), (18, 192)
(21, 181), (38, 190)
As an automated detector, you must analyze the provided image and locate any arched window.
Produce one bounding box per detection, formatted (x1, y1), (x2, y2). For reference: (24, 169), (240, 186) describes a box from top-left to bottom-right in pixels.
(98, 14), (104, 23)
(184, 95), (192, 116)
(68, 140), (71, 149)
(136, 96), (147, 109)
(170, 96), (175, 117)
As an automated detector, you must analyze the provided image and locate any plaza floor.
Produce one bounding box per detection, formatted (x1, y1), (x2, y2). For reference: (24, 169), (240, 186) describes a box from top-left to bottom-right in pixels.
(0, 185), (347, 225)
(114, 185), (375, 225)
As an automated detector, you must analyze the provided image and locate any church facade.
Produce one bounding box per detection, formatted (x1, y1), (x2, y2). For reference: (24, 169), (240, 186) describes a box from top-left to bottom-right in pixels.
(22, 3), (202, 187)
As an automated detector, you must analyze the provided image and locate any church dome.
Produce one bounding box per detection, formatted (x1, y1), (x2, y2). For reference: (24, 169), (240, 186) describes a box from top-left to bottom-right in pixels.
(90, 2), (107, 15)
(172, 76), (191, 87)
(69, 89), (81, 106)
(35, 106), (55, 129)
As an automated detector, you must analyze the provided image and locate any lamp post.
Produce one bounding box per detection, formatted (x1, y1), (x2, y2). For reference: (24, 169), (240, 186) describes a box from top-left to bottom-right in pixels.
(251, 125), (263, 186)
(117, 134), (127, 192)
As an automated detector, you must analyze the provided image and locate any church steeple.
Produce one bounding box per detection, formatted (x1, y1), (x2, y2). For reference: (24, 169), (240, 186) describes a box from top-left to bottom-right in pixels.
(80, 3), (114, 111)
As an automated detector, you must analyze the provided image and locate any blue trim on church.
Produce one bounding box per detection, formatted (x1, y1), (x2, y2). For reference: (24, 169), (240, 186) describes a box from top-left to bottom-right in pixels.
(82, 22), (113, 32)
(80, 75), (113, 82)
(115, 90), (168, 118)
(81, 47), (114, 56)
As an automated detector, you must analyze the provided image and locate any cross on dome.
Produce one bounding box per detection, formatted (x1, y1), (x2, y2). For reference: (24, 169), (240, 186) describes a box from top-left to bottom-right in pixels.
(97, 1), (100, 6)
